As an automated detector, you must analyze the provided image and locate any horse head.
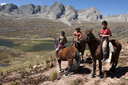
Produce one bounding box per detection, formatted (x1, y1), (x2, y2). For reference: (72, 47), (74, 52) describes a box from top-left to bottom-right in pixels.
(73, 36), (79, 47)
(80, 29), (93, 43)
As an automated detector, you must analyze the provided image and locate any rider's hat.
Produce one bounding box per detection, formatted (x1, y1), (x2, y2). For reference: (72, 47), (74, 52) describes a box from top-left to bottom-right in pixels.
(76, 27), (81, 30)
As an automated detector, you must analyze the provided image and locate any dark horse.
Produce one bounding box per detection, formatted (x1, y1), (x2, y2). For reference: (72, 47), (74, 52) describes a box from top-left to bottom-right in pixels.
(73, 36), (86, 62)
(55, 39), (81, 76)
(80, 29), (122, 78)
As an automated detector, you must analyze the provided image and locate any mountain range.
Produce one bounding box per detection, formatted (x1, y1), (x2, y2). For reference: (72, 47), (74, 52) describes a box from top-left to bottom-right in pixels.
(0, 1), (128, 23)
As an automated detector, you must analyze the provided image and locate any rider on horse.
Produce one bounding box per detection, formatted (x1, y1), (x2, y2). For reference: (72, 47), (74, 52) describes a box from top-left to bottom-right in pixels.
(73, 27), (82, 51)
(100, 20), (112, 62)
(55, 31), (67, 60)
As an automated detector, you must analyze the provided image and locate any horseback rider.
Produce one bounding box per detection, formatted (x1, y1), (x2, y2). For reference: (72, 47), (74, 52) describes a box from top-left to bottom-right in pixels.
(100, 20), (112, 62)
(73, 27), (82, 51)
(55, 31), (67, 60)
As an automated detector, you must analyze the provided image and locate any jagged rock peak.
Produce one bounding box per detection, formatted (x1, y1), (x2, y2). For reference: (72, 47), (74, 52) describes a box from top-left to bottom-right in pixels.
(49, 1), (65, 20)
(18, 4), (36, 15)
(0, 3), (18, 12)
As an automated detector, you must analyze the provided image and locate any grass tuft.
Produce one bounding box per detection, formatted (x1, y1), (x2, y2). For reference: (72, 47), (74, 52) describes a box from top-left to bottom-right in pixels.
(50, 70), (58, 81)
(49, 62), (54, 68)
(9, 81), (20, 85)
(0, 70), (3, 76)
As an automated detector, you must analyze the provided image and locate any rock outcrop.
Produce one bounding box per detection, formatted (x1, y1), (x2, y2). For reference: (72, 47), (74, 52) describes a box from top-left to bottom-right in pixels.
(64, 5), (78, 21)
(78, 7), (102, 20)
(49, 2), (65, 20)
(0, 3), (18, 13)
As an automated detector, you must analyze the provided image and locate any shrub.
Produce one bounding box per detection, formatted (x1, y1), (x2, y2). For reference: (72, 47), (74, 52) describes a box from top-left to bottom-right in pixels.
(49, 62), (54, 68)
(0, 71), (3, 76)
(9, 81), (20, 85)
(50, 70), (58, 81)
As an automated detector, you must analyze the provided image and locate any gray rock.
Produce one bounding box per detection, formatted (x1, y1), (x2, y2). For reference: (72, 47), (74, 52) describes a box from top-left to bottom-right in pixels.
(49, 2), (65, 20)
(118, 13), (127, 21)
(0, 2), (128, 23)
(0, 3), (18, 13)
(64, 5), (78, 21)
(13, 8), (23, 14)
(79, 7), (102, 20)
(18, 4), (35, 15)
(34, 5), (41, 13)
(41, 5), (50, 14)
(78, 7), (103, 21)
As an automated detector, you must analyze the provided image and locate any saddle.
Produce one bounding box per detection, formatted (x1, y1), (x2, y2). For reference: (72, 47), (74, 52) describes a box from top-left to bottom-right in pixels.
(58, 45), (66, 53)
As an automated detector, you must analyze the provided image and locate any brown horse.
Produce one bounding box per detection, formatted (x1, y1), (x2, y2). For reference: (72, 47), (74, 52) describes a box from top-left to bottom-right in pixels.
(80, 29), (122, 78)
(73, 36), (86, 62)
(55, 39), (81, 76)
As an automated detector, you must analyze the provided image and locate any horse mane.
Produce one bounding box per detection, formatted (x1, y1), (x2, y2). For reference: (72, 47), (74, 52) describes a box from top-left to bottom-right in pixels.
(90, 32), (101, 46)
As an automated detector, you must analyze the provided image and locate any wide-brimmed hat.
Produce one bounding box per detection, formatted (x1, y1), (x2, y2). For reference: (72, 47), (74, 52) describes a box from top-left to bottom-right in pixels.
(76, 27), (81, 30)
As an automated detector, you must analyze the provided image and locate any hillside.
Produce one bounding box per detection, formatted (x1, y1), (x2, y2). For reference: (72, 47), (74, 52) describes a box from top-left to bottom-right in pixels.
(0, 42), (128, 85)
(0, 15), (128, 41)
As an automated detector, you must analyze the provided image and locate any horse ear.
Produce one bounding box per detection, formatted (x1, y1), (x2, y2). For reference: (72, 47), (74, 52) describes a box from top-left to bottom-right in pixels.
(90, 29), (93, 32)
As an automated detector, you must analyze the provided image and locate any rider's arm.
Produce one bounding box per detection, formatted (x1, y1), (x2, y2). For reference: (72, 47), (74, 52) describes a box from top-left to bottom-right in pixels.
(73, 31), (77, 37)
(79, 32), (82, 39)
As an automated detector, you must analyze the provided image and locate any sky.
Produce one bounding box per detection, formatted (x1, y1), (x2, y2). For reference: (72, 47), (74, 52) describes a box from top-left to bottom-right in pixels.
(0, 0), (128, 17)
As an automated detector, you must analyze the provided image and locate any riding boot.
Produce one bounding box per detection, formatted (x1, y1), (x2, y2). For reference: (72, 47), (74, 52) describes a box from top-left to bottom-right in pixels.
(56, 51), (60, 60)
(101, 54), (106, 62)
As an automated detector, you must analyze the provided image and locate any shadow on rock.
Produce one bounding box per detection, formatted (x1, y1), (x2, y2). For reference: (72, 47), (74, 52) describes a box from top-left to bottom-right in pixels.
(84, 57), (92, 64)
(106, 66), (128, 78)
(73, 66), (91, 75)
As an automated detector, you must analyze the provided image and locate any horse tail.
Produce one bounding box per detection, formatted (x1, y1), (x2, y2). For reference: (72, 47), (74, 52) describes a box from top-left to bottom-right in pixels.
(71, 51), (81, 71)
(110, 42), (122, 64)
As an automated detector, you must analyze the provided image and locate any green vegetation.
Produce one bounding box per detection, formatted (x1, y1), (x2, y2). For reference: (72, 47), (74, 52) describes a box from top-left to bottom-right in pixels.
(50, 70), (58, 81)
(0, 50), (55, 72)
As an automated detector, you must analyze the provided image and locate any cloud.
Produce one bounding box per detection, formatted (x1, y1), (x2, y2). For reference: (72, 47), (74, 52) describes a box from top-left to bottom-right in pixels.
(1, 3), (7, 6)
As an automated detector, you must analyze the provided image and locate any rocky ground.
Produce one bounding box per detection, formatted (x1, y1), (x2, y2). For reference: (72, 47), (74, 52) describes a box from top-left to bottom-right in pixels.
(0, 42), (128, 85)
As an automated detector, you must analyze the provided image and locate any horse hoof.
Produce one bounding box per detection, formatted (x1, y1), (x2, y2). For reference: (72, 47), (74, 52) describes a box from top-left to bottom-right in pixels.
(90, 75), (95, 78)
(96, 76), (101, 79)
(63, 74), (68, 76)
(59, 70), (64, 73)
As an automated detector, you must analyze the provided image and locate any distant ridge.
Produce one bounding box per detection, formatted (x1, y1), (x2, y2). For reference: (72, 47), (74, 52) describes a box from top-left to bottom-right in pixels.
(0, 1), (128, 23)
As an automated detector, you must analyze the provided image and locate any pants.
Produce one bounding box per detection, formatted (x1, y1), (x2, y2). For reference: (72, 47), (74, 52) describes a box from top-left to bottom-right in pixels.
(102, 40), (108, 54)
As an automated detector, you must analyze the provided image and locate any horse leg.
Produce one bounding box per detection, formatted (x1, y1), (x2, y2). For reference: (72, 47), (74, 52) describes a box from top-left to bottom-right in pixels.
(64, 59), (73, 76)
(58, 60), (62, 72)
(98, 60), (102, 78)
(112, 54), (119, 72)
(91, 60), (96, 78)
(81, 52), (84, 63)
(113, 60), (118, 72)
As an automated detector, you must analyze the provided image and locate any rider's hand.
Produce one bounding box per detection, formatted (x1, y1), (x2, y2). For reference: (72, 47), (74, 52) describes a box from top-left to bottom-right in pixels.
(102, 35), (106, 37)
(100, 34), (103, 37)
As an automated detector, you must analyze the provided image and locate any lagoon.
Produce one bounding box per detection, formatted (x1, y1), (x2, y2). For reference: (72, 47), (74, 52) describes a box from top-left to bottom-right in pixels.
(0, 39), (88, 52)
